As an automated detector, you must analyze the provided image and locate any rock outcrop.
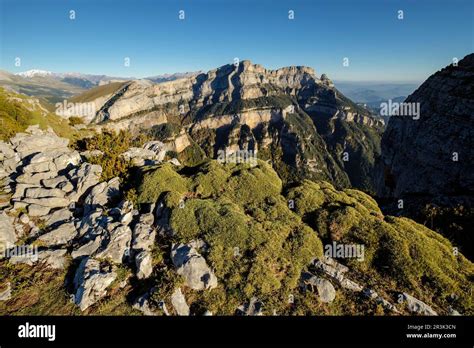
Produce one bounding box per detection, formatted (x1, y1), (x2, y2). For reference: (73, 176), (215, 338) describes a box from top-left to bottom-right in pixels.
(171, 241), (218, 291)
(376, 53), (474, 259)
(377, 53), (474, 200)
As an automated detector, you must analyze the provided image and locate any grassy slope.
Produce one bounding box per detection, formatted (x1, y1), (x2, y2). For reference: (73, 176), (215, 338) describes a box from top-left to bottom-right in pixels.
(135, 160), (473, 315)
(0, 87), (83, 141)
(69, 82), (128, 103)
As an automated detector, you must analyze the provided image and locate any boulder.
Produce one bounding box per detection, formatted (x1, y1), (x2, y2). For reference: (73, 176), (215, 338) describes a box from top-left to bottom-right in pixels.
(71, 236), (103, 259)
(132, 216), (156, 279)
(302, 274), (336, 303)
(41, 176), (69, 189)
(10, 128), (69, 158)
(171, 287), (190, 316)
(73, 257), (117, 311)
(27, 204), (51, 217)
(0, 212), (17, 254)
(44, 208), (73, 228)
(171, 242), (218, 290)
(0, 283), (12, 301)
(67, 163), (102, 201)
(23, 196), (70, 208)
(135, 250), (153, 279)
(84, 177), (120, 213)
(38, 249), (68, 269)
(24, 187), (65, 199)
(237, 297), (264, 316)
(399, 293), (437, 316)
(95, 225), (131, 264)
(133, 291), (157, 316)
(16, 171), (57, 185)
(38, 222), (77, 246)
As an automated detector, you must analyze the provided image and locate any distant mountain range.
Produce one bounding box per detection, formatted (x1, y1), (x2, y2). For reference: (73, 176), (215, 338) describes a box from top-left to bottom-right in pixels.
(0, 69), (200, 106)
(335, 81), (421, 111)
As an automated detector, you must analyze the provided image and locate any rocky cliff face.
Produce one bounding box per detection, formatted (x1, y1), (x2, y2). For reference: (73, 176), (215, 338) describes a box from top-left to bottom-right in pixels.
(80, 61), (383, 190)
(377, 54), (474, 199)
(376, 53), (474, 259)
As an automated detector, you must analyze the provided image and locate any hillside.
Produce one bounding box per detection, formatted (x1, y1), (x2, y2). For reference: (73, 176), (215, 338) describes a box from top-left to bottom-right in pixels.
(0, 128), (471, 315)
(0, 87), (80, 141)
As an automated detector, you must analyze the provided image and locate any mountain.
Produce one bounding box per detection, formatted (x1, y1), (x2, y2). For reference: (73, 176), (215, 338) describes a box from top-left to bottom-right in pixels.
(0, 61), (472, 316)
(16, 69), (54, 78)
(0, 70), (88, 106)
(336, 81), (420, 104)
(72, 61), (384, 191)
(376, 53), (474, 259)
(0, 69), (205, 107)
(146, 71), (201, 84)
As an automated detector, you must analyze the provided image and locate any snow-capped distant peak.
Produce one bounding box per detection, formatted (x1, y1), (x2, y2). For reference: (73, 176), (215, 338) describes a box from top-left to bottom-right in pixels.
(16, 69), (54, 78)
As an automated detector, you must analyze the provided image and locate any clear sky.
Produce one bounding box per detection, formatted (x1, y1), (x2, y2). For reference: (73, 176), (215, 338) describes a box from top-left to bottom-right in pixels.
(0, 0), (472, 82)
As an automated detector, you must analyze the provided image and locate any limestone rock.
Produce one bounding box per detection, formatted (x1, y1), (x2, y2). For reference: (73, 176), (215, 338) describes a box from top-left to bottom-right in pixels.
(0, 212), (17, 254)
(84, 177), (120, 213)
(38, 249), (68, 269)
(237, 297), (263, 316)
(171, 287), (190, 316)
(95, 225), (131, 264)
(38, 222), (77, 246)
(400, 293), (437, 316)
(73, 257), (117, 311)
(171, 242), (218, 290)
(67, 163), (102, 201)
(0, 283), (12, 301)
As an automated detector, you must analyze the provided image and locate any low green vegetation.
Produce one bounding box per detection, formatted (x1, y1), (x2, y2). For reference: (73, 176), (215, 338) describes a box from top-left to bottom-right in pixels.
(0, 87), (80, 141)
(74, 130), (148, 181)
(138, 160), (323, 314)
(286, 180), (474, 314)
(137, 159), (474, 315)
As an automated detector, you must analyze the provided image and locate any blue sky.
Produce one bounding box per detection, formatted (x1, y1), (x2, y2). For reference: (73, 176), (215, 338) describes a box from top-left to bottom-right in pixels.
(0, 0), (472, 82)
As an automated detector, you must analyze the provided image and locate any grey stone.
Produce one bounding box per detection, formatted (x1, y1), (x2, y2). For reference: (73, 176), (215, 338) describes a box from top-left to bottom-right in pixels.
(71, 236), (102, 259)
(135, 250), (153, 279)
(237, 297), (264, 316)
(38, 222), (77, 246)
(16, 171), (57, 185)
(67, 163), (102, 201)
(0, 212), (17, 254)
(27, 204), (51, 217)
(171, 241), (218, 290)
(23, 196), (69, 208)
(133, 291), (157, 316)
(84, 177), (120, 213)
(44, 208), (73, 228)
(42, 176), (69, 189)
(95, 225), (131, 264)
(73, 257), (117, 311)
(24, 187), (65, 199)
(400, 292), (437, 316)
(38, 249), (68, 269)
(0, 283), (11, 301)
(171, 288), (190, 316)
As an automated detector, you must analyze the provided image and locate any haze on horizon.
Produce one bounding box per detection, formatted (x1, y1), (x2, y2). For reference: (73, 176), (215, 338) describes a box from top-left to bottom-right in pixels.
(0, 0), (472, 83)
